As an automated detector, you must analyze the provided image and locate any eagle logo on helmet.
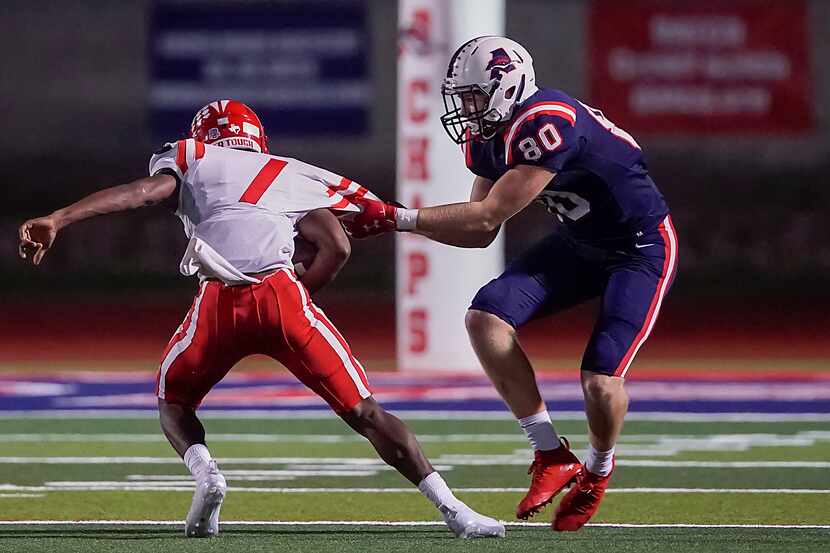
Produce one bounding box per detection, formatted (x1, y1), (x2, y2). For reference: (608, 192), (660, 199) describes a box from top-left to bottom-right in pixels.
(485, 48), (517, 81)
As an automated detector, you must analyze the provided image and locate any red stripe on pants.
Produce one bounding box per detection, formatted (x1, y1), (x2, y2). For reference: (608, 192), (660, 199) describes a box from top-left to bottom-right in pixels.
(613, 217), (677, 376)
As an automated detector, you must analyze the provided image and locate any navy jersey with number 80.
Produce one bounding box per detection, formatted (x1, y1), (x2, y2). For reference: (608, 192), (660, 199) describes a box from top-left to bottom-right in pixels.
(464, 88), (669, 244)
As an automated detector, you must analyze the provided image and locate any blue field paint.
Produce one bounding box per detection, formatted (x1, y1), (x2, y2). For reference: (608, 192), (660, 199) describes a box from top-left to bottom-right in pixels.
(0, 373), (827, 414)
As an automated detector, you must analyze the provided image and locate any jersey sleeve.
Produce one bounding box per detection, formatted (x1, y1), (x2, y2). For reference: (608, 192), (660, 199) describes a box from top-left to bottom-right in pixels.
(276, 160), (363, 217)
(504, 102), (579, 173)
(148, 139), (206, 181)
(461, 132), (501, 181)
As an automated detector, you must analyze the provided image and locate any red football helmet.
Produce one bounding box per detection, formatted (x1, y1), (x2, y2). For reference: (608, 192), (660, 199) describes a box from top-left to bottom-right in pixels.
(190, 100), (269, 153)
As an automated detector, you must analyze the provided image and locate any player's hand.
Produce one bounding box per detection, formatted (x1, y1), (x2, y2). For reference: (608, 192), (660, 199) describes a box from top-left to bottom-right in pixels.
(18, 216), (59, 265)
(343, 196), (399, 239)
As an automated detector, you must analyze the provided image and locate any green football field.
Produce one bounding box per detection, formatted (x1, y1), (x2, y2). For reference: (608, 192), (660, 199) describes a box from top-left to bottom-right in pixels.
(0, 415), (828, 552)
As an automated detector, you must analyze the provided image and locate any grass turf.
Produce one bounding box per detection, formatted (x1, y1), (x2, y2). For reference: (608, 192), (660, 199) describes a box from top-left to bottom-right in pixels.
(0, 416), (827, 551)
(0, 526), (828, 553)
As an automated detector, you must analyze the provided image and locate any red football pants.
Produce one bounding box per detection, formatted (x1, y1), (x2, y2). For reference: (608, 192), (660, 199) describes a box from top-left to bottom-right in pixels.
(155, 268), (372, 412)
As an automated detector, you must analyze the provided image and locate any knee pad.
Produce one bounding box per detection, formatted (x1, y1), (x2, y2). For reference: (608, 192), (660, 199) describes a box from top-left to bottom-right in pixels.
(582, 330), (626, 376)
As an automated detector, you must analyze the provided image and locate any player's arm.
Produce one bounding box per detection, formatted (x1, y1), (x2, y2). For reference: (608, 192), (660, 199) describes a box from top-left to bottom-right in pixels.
(345, 111), (575, 245)
(345, 166), (552, 247)
(18, 173), (177, 265)
(411, 176), (502, 248)
(295, 208), (351, 294)
(469, 175), (496, 202)
(409, 165), (553, 248)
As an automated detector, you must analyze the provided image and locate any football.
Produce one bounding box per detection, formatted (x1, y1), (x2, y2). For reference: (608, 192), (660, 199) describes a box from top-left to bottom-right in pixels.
(292, 236), (318, 276)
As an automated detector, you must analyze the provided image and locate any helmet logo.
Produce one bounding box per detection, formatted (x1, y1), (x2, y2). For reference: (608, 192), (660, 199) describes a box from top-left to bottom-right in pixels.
(190, 99), (269, 154)
(485, 48), (516, 81)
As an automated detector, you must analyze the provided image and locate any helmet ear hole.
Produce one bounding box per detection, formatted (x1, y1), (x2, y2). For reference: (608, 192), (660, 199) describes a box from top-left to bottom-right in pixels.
(505, 86), (516, 100)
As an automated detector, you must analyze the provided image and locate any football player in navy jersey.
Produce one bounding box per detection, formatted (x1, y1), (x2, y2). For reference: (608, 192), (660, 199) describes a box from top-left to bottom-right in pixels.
(347, 36), (678, 531)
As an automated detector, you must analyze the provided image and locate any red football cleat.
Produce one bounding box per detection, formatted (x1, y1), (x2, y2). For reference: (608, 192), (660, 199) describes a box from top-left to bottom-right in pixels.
(515, 438), (581, 520)
(552, 460), (614, 531)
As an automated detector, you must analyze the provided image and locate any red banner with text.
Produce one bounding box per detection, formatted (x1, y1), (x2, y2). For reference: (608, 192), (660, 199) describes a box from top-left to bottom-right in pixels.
(589, 0), (812, 134)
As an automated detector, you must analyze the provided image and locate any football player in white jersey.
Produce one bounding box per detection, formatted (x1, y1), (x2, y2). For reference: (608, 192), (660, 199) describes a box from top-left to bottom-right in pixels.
(18, 100), (504, 539)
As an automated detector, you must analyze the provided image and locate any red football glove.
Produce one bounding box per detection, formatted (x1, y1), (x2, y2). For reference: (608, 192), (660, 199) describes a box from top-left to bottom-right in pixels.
(343, 196), (399, 239)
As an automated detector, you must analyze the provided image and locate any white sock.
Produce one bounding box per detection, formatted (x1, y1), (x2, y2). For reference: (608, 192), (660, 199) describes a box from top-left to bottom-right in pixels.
(418, 472), (463, 510)
(518, 411), (561, 452)
(183, 443), (213, 481)
(585, 444), (615, 476)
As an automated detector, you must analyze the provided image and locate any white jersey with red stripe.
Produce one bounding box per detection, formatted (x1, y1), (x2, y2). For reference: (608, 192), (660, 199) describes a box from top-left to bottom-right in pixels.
(149, 139), (363, 283)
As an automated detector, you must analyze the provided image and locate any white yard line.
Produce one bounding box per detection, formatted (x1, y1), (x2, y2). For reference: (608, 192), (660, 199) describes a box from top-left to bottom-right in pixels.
(0, 457), (184, 464)
(587, 523), (830, 529)
(0, 433), (530, 443)
(612, 488), (830, 494)
(0, 520), (827, 529)
(1, 484), (828, 494)
(3, 432), (828, 462)
(1, 456), (827, 468)
(0, 410), (829, 421)
(3, 431), (828, 445)
(617, 460), (830, 468)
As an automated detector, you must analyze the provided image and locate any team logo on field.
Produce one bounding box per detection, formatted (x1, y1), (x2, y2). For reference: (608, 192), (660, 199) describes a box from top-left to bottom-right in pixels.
(485, 48), (517, 80)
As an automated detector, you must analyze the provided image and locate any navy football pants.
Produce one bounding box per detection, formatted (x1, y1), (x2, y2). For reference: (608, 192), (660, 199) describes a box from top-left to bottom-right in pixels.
(470, 216), (678, 377)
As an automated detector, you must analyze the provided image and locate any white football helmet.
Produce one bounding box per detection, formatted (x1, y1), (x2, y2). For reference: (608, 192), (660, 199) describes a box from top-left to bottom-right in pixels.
(441, 36), (538, 144)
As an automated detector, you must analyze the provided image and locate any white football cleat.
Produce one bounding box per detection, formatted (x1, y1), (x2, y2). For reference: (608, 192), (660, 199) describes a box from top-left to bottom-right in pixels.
(185, 460), (226, 538)
(440, 503), (506, 538)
